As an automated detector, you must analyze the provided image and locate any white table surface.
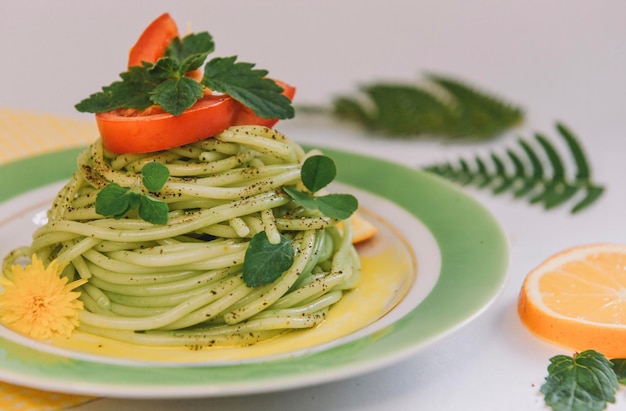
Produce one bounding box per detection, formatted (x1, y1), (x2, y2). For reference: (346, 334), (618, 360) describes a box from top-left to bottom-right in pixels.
(1, 1), (626, 410)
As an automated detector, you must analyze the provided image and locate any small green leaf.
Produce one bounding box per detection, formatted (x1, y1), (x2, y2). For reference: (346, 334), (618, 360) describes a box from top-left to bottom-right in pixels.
(202, 56), (294, 120)
(301, 155), (336, 192)
(95, 184), (140, 218)
(150, 77), (204, 116)
(138, 195), (169, 225)
(283, 186), (318, 210)
(243, 232), (294, 287)
(317, 194), (358, 220)
(541, 350), (618, 411)
(141, 162), (170, 192)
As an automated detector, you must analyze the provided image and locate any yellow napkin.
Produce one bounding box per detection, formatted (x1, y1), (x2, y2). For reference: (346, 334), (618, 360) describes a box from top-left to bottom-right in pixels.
(0, 381), (93, 411)
(0, 108), (97, 163)
(0, 108), (97, 410)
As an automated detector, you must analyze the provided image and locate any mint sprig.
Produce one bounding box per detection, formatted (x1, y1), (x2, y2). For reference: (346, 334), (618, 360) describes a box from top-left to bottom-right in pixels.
(284, 155), (358, 220)
(242, 155), (357, 288)
(95, 162), (170, 225)
(542, 350), (620, 411)
(75, 31), (294, 119)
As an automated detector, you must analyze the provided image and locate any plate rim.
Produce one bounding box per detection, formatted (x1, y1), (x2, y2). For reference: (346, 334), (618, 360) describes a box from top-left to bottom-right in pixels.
(0, 146), (509, 398)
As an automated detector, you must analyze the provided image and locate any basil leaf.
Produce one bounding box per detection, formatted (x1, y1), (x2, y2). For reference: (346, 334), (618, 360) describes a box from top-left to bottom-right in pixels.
(243, 232), (294, 287)
(301, 155), (336, 192)
(317, 193), (358, 220)
(138, 195), (169, 225)
(95, 184), (140, 218)
(283, 186), (318, 210)
(150, 77), (204, 116)
(142, 162), (170, 192)
(541, 350), (618, 411)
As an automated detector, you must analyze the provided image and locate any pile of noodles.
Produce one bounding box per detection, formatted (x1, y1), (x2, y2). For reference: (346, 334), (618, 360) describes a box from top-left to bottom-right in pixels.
(2, 126), (360, 348)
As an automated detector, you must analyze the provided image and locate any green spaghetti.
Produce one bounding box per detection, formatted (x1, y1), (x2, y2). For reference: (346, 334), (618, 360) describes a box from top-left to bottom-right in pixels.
(2, 125), (361, 348)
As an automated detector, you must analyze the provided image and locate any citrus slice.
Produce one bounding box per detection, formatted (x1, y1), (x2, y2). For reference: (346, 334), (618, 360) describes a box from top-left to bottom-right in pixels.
(518, 243), (626, 358)
(338, 211), (378, 244)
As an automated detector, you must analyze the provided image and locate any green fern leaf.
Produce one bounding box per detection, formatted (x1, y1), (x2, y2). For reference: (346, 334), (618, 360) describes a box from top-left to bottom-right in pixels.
(316, 73), (524, 140)
(428, 74), (524, 139)
(423, 123), (605, 213)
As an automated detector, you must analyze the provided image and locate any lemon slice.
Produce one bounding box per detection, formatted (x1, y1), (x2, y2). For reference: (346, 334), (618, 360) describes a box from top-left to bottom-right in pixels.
(518, 243), (626, 357)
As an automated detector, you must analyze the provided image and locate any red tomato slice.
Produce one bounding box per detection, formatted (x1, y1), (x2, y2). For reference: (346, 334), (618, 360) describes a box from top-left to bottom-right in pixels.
(232, 80), (296, 127)
(96, 95), (237, 154)
(128, 13), (179, 68)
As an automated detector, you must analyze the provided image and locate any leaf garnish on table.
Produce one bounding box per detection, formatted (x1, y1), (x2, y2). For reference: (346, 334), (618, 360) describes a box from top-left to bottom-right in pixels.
(542, 350), (621, 411)
(423, 122), (605, 213)
(300, 73), (523, 140)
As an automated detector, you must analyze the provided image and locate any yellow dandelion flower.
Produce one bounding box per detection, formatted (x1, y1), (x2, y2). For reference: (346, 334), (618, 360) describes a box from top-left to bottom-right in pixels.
(0, 255), (87, 340)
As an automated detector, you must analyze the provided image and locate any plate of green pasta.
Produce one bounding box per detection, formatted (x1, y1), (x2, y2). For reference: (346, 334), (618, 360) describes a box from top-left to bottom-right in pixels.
(0, 126), (508, 397)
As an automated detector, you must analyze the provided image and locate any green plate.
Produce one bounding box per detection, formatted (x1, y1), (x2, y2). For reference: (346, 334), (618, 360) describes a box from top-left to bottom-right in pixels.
(0, 147), (508, 398)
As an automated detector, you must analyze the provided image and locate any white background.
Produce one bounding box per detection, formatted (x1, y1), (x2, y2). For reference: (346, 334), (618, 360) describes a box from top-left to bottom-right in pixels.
(1, 1), (626, 410)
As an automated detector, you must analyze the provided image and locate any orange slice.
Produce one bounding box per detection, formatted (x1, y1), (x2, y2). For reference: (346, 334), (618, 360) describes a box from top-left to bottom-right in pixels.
(518, 243), (626, 358)
(338, 211), (378, 244)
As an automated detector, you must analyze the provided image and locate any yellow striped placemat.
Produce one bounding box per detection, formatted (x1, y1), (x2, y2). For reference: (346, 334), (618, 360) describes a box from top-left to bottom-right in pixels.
(0, 108), (97, 409)
(0, 108), (97, 165)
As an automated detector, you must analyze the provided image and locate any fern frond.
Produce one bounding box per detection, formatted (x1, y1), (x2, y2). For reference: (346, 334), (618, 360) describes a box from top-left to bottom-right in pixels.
(423, 123), (605, 213)
(427, 74), (525, 139)
(321, 73), (524, 140)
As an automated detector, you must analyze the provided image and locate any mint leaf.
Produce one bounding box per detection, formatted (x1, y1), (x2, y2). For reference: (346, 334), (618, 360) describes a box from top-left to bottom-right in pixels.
(95, 183), (141, 218)
(141, 162), (170, 191)
(283, 186), (318, 210)
(75, 65), (161, 113)
(284, 155), (357, 219)
(149, 57), (181, 79)
(541, 350), (618, 411)
(165, 32), (215, 73)
(317, 193), (358, 220)
(138, 195), (169, 225)
(96, 165), (170, 224)
(150, 77), (204, 115)
(202, 56), (294, 119)
(301, 155), (336, 192)
(611, 359), (626, 384)
(243, 232), (294, 287)
(77, 26), (294, 119)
